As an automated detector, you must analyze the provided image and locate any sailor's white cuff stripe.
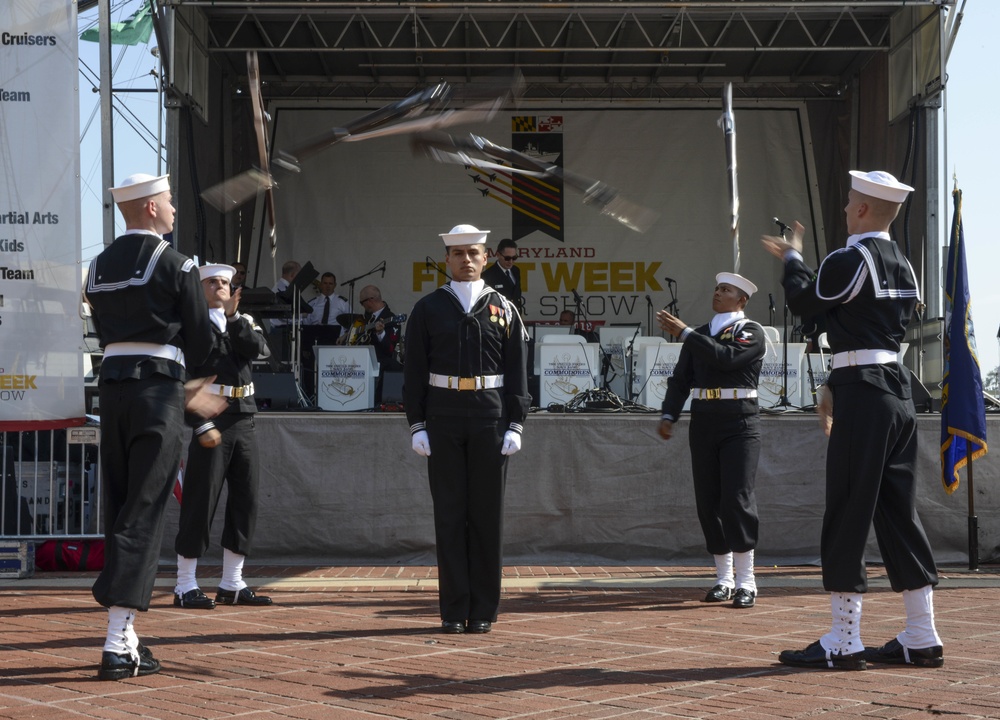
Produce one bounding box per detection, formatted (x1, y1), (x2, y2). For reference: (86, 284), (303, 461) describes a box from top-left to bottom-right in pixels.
(410, 422), (426, 435)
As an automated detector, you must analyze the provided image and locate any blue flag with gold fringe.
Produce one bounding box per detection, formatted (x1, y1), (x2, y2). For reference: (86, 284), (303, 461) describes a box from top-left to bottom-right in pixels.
(940, 187), (988, 494)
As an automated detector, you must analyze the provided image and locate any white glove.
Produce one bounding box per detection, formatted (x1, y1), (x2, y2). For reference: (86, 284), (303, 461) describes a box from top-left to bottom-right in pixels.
(411, 430), (431, 457)
(500, 430), (522, 456)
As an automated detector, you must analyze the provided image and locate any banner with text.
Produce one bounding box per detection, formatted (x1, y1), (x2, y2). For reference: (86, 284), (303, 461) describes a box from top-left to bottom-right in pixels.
(0, 0), (84, 429)
(268, 104), (823, 332)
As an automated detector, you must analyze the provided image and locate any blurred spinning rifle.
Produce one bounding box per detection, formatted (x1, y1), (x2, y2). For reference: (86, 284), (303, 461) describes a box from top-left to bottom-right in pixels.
(200, 75), (523, 214)
(411, 131), (659, 233)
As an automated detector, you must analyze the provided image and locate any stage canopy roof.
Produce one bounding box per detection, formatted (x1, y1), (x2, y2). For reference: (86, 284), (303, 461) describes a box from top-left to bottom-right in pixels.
(91, 0), (941, 102)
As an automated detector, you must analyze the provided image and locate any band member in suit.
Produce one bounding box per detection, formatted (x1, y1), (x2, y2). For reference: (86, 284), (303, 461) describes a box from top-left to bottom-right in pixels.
(404, 224), (530, 634)
(173, 263), (273, 610)
(482, 238), (524, 312)
(353, 284), (402, 403)
(86, 172), (223, 680)
(762, 170), (942, 671)
(657, 273), (765, 610)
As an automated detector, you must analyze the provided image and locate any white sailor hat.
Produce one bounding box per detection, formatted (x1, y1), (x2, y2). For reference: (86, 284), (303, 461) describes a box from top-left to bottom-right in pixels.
(716, 272), (758, 298)
(439, 224), (490, 246)
(849, 170), (913, 204)
(109, 173), (170, 203)
(199, 263), (236, 282)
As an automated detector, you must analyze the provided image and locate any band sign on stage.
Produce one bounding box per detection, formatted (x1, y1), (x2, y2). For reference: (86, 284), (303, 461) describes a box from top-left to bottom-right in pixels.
(538, 341), (599, 408)
(315, 346), (379, 411)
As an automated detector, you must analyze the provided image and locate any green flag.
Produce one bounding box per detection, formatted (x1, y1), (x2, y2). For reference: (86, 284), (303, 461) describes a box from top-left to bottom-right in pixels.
(80, 0), (154, 46)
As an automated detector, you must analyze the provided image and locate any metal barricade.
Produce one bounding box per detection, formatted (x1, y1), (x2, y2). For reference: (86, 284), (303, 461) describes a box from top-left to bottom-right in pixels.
(1, 427), (102, 540)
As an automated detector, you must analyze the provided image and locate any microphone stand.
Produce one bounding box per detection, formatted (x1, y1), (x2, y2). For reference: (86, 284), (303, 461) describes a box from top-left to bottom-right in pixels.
(624, 325), (641, 402)
(799, 323), (818, 409)
(573, 291), (585, 325)
(775, 300), (793, 409)
(576, 291), (610, 390)
(664, 280), (679, 341)
(645, 295), (654, 336)
(341, 261), (388, 316)
(426, 256), (451, 283)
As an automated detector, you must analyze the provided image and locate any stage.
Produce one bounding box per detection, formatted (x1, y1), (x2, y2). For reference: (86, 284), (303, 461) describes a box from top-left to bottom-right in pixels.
(160, 412), (1000, 567)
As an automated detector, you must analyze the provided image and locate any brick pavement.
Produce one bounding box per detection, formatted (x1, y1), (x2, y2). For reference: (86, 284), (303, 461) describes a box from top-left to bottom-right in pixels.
(2, 565), (999, 719)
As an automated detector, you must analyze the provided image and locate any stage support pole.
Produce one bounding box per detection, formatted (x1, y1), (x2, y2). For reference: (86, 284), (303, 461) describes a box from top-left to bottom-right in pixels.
(966, 443), (979, 571)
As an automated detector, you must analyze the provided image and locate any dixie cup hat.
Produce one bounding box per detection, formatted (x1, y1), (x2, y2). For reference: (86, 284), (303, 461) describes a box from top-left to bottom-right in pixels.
(848, 170), (914, 204)
(716, 272), (758, 298)
(439, 224), (490, 246)
(199, 263), (236, 283)
(109, 173), (171, 203)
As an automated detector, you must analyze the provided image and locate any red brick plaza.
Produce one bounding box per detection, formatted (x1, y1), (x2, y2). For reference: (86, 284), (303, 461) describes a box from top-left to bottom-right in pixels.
(1, 564), (998, 719)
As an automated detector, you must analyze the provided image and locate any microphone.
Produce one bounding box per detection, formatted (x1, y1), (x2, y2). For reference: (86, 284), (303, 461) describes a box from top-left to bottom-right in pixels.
(663, 276), (676, 285)
(425, 255), (436, 269)
(773, 217), (790, 236)
(645, 295), (653, 307)
(380, 261), (386, 278)
(572, 288), (582, 304)
(768, 293), (775, 313)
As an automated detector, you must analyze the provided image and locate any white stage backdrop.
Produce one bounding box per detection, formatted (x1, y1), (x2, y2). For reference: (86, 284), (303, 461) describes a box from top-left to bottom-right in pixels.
(265, 103), (825, 329)
(0, 0), (84, 429)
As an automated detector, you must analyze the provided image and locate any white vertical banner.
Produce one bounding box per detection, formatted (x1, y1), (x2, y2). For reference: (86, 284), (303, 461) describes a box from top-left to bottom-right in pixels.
(0, 0), (84, 429)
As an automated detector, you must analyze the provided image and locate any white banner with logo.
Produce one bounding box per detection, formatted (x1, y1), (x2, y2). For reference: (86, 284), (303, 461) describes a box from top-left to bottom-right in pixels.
(0, 0), (84, 429)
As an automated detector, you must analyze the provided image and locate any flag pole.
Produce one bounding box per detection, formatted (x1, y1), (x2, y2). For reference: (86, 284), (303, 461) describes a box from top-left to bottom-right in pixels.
(966, 443), (978, 571)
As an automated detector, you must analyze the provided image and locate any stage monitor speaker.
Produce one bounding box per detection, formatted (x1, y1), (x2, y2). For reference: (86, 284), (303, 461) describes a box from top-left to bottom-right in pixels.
(910, 377), (938, 413)
(382, 371), (404, 404)
(253, 372), (300, 410)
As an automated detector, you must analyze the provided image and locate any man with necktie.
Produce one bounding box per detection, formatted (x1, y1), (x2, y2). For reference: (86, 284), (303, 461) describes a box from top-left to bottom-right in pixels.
(482, 238), (524, 313)
(304, 272), (350, 330)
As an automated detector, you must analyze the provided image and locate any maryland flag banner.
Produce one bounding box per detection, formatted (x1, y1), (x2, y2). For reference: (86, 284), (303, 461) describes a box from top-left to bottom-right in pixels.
(510, 116), (564, 243)
(940, 187), (988, 494)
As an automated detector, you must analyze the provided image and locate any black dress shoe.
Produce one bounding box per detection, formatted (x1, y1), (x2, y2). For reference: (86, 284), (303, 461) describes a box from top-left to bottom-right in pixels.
(215, 587), (273, 606)
(779, 640), (866, 671)
(864, 638), (944, 668)
(173, 588), (215, 609)
(467, 620), (492, 634)
(441, 621), (466, 634)
(732, 588), (756, 609)
(703, 584), (734, 603)
(98, 647), (161, 681)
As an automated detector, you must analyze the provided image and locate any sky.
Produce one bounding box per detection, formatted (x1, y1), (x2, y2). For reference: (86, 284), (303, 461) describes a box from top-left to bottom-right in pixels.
(76, 1), (999, 379)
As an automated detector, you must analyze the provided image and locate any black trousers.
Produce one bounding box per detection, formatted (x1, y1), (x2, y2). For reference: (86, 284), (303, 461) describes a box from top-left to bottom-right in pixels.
(687, 412), (760, 555)
(93, 376), (185, 610)
(175, 414), (259, 559)
(822, 381), (938, 593)
(425, 416), (507, 623)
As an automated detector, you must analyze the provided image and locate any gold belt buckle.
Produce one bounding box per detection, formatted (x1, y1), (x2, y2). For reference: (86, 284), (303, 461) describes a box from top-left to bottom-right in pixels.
(705, 388), (721, 400)
(457, 377), (476, 391)
(232, 386), (246, 399)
